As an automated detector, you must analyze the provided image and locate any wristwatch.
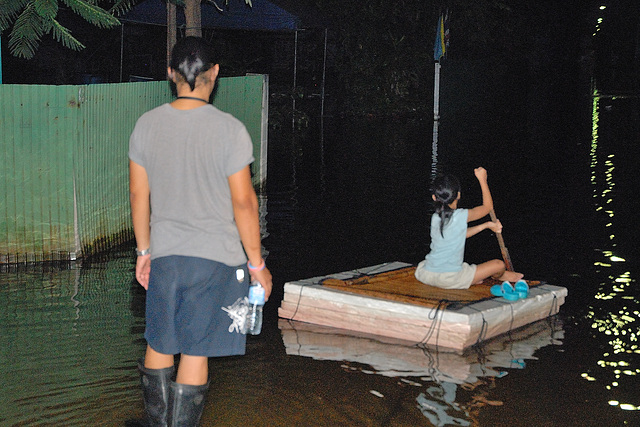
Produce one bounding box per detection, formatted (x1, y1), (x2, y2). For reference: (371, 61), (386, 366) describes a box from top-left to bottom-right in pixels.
(136, 248), (150, 256)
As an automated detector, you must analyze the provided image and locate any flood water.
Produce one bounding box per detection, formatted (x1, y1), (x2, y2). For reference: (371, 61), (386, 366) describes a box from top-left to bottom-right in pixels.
(2, 75), (640, 425)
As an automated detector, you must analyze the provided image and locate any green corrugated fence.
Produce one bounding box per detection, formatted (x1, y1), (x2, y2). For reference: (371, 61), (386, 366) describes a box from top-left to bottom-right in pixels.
(0, 75), (268, 264)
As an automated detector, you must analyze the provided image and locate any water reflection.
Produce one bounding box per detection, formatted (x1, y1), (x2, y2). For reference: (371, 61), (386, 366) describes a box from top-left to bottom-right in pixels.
(280, 317), (563, 426)
(0, 254), (144, 425)
(586, 94), (640, 412)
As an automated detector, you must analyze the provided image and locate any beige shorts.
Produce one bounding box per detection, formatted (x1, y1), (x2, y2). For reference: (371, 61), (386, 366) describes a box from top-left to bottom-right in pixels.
(414, 260), (477, 290)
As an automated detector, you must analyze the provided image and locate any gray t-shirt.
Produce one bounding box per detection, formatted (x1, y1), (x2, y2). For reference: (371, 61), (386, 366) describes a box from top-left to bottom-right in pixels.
(129, 103), (254, 265)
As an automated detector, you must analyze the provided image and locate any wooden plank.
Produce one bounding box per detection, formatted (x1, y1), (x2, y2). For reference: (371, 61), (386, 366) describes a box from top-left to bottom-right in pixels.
(279, 299), (471, 334)
(283, 286), (443, 318)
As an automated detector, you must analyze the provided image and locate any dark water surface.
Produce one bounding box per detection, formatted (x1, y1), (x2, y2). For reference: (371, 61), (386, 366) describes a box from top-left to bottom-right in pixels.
(2, 84), (640, 425)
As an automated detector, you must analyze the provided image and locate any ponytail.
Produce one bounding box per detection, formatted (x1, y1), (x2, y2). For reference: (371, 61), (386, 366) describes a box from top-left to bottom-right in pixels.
(431, 174), (460, 237)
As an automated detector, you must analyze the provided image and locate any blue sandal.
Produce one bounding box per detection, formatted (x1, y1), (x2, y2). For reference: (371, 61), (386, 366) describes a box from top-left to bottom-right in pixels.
(490, 281), (519, 301)
(514, 279), (529, 299)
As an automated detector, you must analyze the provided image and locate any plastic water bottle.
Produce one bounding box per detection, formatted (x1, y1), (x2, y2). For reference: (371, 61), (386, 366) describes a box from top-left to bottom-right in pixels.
(246, 281), (265, 335)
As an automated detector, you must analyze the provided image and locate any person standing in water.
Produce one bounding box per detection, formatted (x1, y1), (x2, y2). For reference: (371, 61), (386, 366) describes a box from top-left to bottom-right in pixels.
(129, 36), (272, 426)
(415, 167), (523, 289)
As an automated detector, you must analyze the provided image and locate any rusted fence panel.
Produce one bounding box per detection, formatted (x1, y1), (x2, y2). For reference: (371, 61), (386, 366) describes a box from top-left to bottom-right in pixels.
(0, 76), (267, 264)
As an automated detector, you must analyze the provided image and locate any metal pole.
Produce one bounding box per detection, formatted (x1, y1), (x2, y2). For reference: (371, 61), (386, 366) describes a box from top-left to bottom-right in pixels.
(320, 28), (328, 191)
(321, 28), (327, 122)
(433, 62), (441, 121)
(432, 62), (441, 177)
(119, 24), (124, 82)
(292, 30), (298, 131)
(0, 34), (3, 84)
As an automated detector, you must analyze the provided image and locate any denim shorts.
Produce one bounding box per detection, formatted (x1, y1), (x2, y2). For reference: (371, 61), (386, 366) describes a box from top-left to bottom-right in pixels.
(145, 256), (249, 357)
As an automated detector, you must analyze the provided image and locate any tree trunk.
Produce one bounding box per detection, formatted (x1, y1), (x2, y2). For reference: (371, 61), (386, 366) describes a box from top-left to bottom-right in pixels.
(184, 0), (202, 37)
(167, 1), (177, 68)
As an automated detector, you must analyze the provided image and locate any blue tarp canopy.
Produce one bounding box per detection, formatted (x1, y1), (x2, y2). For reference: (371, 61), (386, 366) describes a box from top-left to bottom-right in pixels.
(120, 0), (328, 121)
(121, 0), (326, 31)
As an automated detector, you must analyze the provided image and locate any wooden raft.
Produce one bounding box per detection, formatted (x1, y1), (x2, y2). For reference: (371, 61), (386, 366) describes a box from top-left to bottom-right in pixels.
(278, 262), (567, 350)
(320, 266), (541, 309)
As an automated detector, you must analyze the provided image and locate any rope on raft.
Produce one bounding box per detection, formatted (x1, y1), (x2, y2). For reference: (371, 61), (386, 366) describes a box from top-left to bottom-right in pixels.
(416, 300), (449, 348)
(467, 305), (489, 346)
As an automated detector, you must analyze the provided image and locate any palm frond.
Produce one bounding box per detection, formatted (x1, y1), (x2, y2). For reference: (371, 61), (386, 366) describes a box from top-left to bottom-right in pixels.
(50, 18), (85, 50)
(0, 0), (30, 16)
(7, 3), (46, 59)
(33, 0), (58, 20)
(61, 0), (120, 28)
(108, 0), (136, 16)
(0, 0), (30, 30)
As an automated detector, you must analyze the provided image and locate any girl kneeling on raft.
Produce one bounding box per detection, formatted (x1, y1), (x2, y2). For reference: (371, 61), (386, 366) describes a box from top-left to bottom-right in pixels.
(415, 167), (523, 289)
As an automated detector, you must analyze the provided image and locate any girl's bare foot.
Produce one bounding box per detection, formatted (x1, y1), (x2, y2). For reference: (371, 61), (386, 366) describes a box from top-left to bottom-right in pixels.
(498, 271), (524, 283)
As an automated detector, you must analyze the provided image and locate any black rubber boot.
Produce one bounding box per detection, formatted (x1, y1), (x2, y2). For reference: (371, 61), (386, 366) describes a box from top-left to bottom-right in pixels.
(138, 358), (175, 427)
(167, 380), (210, 427)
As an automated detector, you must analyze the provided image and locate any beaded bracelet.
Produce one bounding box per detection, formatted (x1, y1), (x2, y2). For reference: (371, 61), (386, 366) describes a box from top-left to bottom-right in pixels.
(247, 259), (266, 271)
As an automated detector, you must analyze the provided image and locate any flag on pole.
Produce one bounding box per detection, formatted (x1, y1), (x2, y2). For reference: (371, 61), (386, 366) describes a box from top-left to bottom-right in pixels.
(433, 12), (449, 62)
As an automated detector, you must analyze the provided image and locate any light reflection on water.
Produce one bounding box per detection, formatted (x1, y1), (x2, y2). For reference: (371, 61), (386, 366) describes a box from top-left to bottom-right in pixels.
(586, 94), (640, 413)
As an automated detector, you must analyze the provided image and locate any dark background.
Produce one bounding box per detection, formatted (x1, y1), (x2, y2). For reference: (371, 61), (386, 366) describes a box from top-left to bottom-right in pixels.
(2, 0), (638, 116)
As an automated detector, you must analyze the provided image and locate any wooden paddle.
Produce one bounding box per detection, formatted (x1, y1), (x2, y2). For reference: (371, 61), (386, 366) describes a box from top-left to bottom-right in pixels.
(490, 209), (514, 271)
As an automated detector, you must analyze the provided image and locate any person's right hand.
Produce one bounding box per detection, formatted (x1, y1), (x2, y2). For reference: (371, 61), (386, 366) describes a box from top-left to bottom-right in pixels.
(474, 167), (488, 182)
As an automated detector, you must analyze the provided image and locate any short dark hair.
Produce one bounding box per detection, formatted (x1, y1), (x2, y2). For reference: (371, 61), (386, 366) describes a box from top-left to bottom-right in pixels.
(170, 36), (216, 91)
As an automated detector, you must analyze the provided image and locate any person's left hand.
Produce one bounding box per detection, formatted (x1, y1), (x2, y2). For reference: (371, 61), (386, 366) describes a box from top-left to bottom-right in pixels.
(488, 219), (503, 234)
(250, 268), (273, 301)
